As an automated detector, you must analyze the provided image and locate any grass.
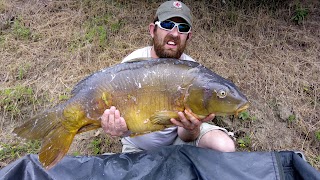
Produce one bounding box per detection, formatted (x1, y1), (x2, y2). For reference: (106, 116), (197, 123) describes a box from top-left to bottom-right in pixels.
(89, 135), (119, 155)
(0, 85), (35, 118)
(316, 131), (320, 141)
(238, 111), (256, 121)
(12, 18), (32, 40)
(0, 35), (5, 45)
(237, 134), (252, 149)
(16, 64), (31, 80)
(0, 0), (319, 171)
(90, 138), (102, 155)
(291, 2), (308, 24)
(58, 94), (70, 101)
(0, 140), (41, 164)
(83, 16), (109, 46)
(69, 14), (123, 51)
(0, 0), (5, 13)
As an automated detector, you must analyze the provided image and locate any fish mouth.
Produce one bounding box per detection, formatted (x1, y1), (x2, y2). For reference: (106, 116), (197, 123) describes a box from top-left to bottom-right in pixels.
(235, 102), (250, 116)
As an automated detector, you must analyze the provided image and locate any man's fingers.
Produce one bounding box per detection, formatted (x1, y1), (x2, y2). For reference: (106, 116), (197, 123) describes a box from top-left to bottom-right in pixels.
(101, 109), (110, 127)
(183, 110), (201, 126)
(203, 113), (215, 122)
(119, 117), (127, 130)
(101, 106), (129, 136)
(114, 109), (121, 129)
(108, 107), (116, 127)
(171, 118), (184, 127)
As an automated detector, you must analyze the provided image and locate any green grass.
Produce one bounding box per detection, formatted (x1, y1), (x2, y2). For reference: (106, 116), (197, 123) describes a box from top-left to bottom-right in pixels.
(0, 0), (6, 13)
(316, 130), (320, 141)
(89, 136), (116, 155)
(0, 85), (35, 117)
(68, 14), (123, 51)
(238, 111), (256, 121)
(0, 140), (40, 162)
(11, 18), (41, 41)
(291, 3), (308, 24)
(12, 18), (32, 40)
(72, 151), (81, 156)
(0, 35), (5, 44)
(16, 64), (31, 80)
(90, 138), (102, 155)
(288, 114), (296, 123)
(58, 94), (70, 101)
(237, 134), (251, 148)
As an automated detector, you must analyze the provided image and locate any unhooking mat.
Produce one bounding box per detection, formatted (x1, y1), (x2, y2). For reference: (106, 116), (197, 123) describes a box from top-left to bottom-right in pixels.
(0, 145), (319, 180)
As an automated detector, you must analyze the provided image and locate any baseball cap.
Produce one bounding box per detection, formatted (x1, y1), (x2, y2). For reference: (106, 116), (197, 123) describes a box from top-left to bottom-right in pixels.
(156, 1), (192, 27)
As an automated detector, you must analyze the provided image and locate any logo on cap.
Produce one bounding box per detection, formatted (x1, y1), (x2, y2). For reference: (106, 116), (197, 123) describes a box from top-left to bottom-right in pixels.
(173, 1), (182, 8)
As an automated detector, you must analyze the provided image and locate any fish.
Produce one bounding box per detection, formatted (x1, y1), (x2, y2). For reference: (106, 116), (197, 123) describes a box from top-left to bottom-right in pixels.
(13, 58), (249, 169)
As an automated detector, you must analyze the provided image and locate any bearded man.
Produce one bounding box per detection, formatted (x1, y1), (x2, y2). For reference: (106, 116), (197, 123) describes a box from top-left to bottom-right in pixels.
(101, 1), (236, 153)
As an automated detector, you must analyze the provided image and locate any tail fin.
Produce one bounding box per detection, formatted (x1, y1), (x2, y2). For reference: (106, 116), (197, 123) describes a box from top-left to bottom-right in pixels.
(13, 107), (63, 140)
(39, 125), (76, 169)
(12, 106), (75, 169)
(13, 103), (102, 169)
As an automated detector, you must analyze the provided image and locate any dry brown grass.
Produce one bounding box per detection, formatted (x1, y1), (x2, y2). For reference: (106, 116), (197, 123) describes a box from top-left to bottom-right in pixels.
(1, 0), (319, 170)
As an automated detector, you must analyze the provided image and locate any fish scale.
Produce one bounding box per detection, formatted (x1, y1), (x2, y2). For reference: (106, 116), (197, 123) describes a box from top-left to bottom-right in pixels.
(13, 58), (249, 169)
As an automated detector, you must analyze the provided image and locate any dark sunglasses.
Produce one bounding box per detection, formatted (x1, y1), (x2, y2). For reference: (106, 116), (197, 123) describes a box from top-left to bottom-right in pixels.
(155, 20), (191, 34)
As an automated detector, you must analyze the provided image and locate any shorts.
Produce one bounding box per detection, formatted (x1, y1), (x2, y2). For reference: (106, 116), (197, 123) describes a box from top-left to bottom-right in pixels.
(121, 123), (234, 153)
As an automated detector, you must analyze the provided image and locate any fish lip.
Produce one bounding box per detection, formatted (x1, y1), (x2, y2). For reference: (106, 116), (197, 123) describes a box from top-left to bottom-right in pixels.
(235, 102), (250, 116)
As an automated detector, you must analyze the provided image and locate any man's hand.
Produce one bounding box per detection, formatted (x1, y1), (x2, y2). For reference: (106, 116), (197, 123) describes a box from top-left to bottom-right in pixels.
(170, 110), (215, 141)
(101, 106), (129, 137)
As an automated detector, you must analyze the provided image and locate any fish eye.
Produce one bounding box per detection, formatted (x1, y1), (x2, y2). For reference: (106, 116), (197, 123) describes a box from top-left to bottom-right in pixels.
(217, 89), (227, 98)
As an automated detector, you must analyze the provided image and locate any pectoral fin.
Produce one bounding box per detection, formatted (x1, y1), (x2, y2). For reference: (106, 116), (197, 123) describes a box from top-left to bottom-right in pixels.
(150, 111), (179, 125)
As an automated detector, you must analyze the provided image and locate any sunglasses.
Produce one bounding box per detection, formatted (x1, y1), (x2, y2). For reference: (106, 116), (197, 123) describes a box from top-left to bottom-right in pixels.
(155, 20), (191, 34)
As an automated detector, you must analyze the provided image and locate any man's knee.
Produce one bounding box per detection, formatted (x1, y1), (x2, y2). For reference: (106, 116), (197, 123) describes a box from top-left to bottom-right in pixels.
(198, 130), (235, 152)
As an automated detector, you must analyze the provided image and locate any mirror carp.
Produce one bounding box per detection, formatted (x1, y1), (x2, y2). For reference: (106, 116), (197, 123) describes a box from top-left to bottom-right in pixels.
(13, 58), (249, 169)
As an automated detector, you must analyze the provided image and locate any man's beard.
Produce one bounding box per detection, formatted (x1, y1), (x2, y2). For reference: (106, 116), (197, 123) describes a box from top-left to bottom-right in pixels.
(153, 32), (187, 59)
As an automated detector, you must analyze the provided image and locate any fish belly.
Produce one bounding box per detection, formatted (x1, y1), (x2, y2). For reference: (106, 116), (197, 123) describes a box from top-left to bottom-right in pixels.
(95, 62), (193, 134)
(111, 86), (183, 134)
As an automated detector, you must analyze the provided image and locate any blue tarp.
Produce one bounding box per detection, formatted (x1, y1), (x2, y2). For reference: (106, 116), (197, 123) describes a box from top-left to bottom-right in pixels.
(0, 145), (319, 180)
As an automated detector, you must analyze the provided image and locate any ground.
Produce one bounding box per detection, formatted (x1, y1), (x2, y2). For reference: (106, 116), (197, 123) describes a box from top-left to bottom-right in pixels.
(0, 0), (319, 170)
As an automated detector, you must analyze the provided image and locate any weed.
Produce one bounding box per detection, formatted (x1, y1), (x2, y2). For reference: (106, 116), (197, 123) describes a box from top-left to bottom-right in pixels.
(237, 135), (251, 148)
(16, 64), (30, 80)
(90, 138), (102, 155)
(316, 130), (320, 141)
(85, 25), (107, 46)
(238, 111), (256, 121)
(239, 111), (250, 120)
(97, 26), (107, 45)
(0, 35), (5, 44)
(69, 17), (108, 51)
(73, 151), (80, 156)
(69, 14), (124, 51)
(303, 85), (310, 92)
(288, 115), (296, 123)
(12, 18), (31, 40)
(0, 140), (40, 162)
(0, 0), (6, 13)
(85, 27), (97, 43)
(291, 3), (308, 24)
(59, 94), (69, 101)
(110, 20), (122, 33)
(0, 85), (35, 117)
(226, 10), (238, 26)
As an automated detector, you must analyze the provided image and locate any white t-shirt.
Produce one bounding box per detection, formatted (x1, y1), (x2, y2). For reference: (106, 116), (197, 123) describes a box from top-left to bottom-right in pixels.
(122, 46), (195, 150)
